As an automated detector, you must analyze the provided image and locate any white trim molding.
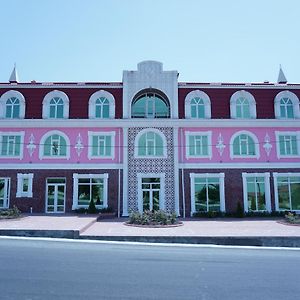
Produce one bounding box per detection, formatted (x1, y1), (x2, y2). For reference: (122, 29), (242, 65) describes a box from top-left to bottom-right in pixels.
(230, 130), (260, 159)
(242, 172), (271, 213)
(72, 173), (109, 210)
(0, 90), (26, 119)
(185, 131), (212, 159)
(42, 90), (70, 119)
(0, 131), (25, 159)
(274, 90), (300, 119)
(87, 131), (116, 160)
(137, 172), (165, 213)
(88, 90), (115, 119)
(275, 131), (300, 159)
(39, 130), (71, 160)
(273, 172), (300, 212)
(184, 90), (211, 119)
(16, 173), (34, 198)
(230, 90), (256, 119)
(189, 173), (225, 215)
(134, 128), (167, 158)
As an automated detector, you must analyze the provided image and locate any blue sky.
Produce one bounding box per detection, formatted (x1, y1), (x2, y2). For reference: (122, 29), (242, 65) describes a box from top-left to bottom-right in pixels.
(1, 0), (299, 83)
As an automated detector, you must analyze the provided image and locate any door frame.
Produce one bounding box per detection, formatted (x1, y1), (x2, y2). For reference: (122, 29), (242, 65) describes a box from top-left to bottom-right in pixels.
(137, 173), (165, 213)
(0, 178), (10, 209)
(45, 178), (66, 213)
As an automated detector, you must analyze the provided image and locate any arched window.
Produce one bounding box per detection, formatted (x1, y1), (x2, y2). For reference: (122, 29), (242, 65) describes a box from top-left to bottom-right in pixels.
(131, 90), (170, 118)
(185, 90), (211, 119)
(39, 131), (70, 159)
(230, 90), (256, 119)
(134, 129), (167, 158)
(42, 90), (69, 119)
(0, 90), (25, 119)
(274, 91), (300, 119)
(230, 131), (259, 158)
(89, 90), (115, 119)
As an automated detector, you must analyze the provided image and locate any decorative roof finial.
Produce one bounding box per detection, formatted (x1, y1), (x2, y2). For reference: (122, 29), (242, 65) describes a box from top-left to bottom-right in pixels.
(9, 63), (19, 83)
(277, 64), (287, 84)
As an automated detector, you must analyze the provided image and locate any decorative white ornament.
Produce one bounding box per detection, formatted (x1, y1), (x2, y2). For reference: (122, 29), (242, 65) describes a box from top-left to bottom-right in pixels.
(26, 134), (36, 157)
(263, 133), (272, 156)
(216, 133), (226, 156)
(74, 134), (84, 157)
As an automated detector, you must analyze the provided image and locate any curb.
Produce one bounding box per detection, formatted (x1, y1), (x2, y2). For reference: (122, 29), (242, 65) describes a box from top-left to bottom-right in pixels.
(79, 235), (300, 247)
(0, 229), (80, 239)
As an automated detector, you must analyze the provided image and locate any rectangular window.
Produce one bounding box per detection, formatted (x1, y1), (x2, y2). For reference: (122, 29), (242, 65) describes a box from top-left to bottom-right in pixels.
(274, 173), (300, 211)
(190, 173), (225, 214)
(88, 131), (115, 159)
(0, 132), (24, 158)
(16, 173), (33, 198)
(185, 131), (212, 159)
(242, 173), (271, 213)
(276, 132), (299, 158)
(72, 174), (108, 209)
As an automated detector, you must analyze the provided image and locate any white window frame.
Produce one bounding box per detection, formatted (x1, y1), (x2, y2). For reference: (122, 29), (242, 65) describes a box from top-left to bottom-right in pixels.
(190, 173), (225, 215)
(88, 131), (115, 159)
(184, 90), (211, 119)
(137, 173), (165, 213)
(275, 131), (300, 158)
(230, 130), (260, 159)
(274, 91), (300, 119)
(230, 90), (256, 119)
(273, 172), (300, 212)
(39, 130), (70, 160)
(0, 90), (25, 119)
(0, 177), (10, 208)
(42, 90), (69, 119)
(88, 90), (115, 119)
(16, 173), (33, 198)
(242, 172), (271, 213)
(185, 131), (212, 159)
(0, 131), (25, 159)
(134, 128), (167, 158)
(72, 173), (109, 209)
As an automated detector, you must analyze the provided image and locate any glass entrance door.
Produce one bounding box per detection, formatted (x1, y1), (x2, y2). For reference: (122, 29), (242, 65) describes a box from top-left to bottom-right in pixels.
(142, 177), (160, 211)
(46, 178), (66, 213)
(0, 178), (10, 208)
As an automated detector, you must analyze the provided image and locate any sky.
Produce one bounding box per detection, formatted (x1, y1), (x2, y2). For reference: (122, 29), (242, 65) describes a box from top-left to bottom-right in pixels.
(1, 0), (300, 83)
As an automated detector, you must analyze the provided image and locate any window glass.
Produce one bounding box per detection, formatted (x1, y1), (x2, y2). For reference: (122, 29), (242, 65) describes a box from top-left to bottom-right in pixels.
(132, 93), (170, 118)
(5, 97), (20, 119)
(280, 98), (294, 118)
(246, 177), (266, 211)
(43, 134), (67, 157)
(1, 135), (21, 156)
(77, 177), (104, 206)
(91, 135), (112, 157)
(279, 135), (298, 156)
(95, 97), (110, 118)
(277, 176), (300, 210)
(194, 178), (220, 212)
(138, 132), (164, 157)
(233, 134), (256, 156)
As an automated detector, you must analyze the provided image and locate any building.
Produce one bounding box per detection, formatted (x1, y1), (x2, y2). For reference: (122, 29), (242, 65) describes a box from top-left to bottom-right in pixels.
(0, 61), (299, 216)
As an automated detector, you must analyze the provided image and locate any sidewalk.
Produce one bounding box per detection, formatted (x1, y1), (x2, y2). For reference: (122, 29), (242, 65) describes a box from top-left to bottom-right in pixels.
(1, 214), (300, 247)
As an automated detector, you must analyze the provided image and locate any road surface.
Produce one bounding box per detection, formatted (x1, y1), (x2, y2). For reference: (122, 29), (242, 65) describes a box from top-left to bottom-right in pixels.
(0, 238), (299, 300)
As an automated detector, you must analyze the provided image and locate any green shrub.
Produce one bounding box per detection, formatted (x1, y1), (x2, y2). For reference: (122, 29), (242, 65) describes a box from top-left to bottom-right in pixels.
(285, 211), (300, 224)
(128, 210), (177, 225)
(235, 201), (244, 218)
(0, 206), (21, 219)
(87, 198), (97, 214)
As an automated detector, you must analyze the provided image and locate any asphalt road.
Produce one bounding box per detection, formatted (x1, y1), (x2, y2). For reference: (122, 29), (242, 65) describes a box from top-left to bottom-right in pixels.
(0, 238), (299, 300)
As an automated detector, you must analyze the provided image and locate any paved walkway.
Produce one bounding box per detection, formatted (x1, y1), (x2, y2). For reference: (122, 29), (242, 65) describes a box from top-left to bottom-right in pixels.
(0, 214), (299, 237)
(0, 214), (97, 233)
(82, 218), (300, 237)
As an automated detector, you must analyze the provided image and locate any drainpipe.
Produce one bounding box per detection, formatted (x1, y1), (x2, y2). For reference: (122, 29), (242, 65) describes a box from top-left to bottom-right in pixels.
(117, 128), (121, 218)
(180, 128), (186, 218)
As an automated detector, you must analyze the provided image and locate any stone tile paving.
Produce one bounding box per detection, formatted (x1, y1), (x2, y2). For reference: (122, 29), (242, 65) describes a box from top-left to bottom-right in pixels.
(0, 214), (97, 231)
(81, 218), (300, 237)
